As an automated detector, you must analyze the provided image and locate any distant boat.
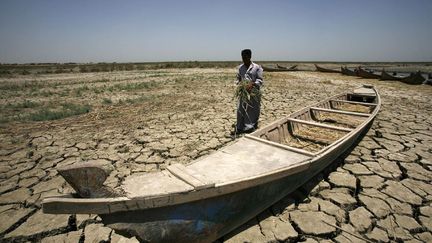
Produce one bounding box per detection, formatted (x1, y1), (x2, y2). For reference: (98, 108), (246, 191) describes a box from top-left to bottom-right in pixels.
(340, 66), (358, 76)
(380, 69), (403, 81)
(43, 85), (381, 243)
(401, 71), (426, 85)
(314, 64), (341, 73)
(276, 64), (298, 71)
(356, 67), (381, 79)
(262, 64), (298, 72)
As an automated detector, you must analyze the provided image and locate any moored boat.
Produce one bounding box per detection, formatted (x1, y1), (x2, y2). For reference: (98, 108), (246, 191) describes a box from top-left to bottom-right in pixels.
(276, 64), (298, 71)
(380, 69), (404, 81)
(401, 71), (426, 85)
(262, 64), (298, 72)
(314, 64), (341, 73)
(341, 66), (358, 76)
(43, 85), (381, 242)
(356, 67), (381, 79)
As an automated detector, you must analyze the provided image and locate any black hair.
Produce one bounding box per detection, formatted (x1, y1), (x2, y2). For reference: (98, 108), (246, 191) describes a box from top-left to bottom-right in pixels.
(241, 49), (252, 58)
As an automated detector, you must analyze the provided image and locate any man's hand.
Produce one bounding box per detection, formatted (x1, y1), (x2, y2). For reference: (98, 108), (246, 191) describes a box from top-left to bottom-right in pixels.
(246, 82), (254, 92)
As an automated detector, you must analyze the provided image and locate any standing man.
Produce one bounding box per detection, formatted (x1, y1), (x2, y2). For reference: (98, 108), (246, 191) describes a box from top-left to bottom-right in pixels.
(232, 49), (263, 136)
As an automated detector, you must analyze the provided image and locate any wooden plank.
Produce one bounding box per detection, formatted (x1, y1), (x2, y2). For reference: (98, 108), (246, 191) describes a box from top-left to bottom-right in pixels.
(310, 107), (370, 117)
(330, 99), (377, 106)
(287, 118), (353, 132)
(167, 164), (214, 190)
(244, 135), (315, 156)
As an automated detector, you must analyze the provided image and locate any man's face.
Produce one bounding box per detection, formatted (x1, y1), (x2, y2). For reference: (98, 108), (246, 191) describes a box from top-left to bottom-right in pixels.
(242, 54), (251, 65)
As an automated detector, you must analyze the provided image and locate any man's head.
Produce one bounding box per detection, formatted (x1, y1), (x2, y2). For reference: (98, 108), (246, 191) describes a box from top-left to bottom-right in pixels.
(241, 49), (252, 66)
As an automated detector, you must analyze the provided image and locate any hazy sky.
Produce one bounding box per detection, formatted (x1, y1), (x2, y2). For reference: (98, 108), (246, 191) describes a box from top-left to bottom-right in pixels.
(1, 0), (431, 63)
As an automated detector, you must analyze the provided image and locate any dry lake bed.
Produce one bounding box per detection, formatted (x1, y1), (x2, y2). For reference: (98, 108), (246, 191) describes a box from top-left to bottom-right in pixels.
(0, 66), (431, 242)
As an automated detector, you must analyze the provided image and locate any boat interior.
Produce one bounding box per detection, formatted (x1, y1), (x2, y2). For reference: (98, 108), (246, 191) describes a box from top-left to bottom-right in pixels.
(249, 87), (378, 154)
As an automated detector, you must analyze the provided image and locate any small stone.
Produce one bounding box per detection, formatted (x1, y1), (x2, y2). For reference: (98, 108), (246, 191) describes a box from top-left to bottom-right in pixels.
(31, 176), (65, 194)
(0, 188), (31, 204)
(376, 139), (404, 152)
(6, 210), (70, 238)
(224, 218), (266, 242)
(388, 152), (417, 163)
(0, 207), (34, 234)
(366, 227), (389, 242)
(358, 194), (391, 218)
(76, 142), (89, 150)
(342, 163), (373, 175)
(386, 197), (413, 215)
(134, 151), (152, 164)
(328, 171), (356, 190)
(302, 238), (319, 243)
(146, 154), (165, 164)
(382, 181), (423, 206)
(319, 188), (356, 208)
(41, 230), (82, 243)
(298, 197), (320, 212)
(401, 178), (432, 197)
(358, 175), (385, 188)
(289, 211), (337, 235)
(420, 205), (432, 217)
(415, 232), (432, 242)
(377, 215), (396, 232)
(259, 216), (298, 241)
(333, 223), (367, 243)
(393, 227), (413, 241)
(419, 216), (432, 231)
(359, 138), (381, 150)
(394, 214), (422, 232)
(349, 207), (373, 232)
(377, 158), (402, 178)
(84, 223), (112, 243)
(400, 162), (432, 181)
(315, 198), (346, 222)
(344, 155), (360, 163)
(362, 162), (393, 179)
(111, 232), (140, 243)
(18, 177), (39, 188)
(0, 175), (19, 194)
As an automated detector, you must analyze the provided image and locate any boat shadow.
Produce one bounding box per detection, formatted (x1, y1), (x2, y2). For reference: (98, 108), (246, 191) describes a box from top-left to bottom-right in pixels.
(220, 123), (371, 242)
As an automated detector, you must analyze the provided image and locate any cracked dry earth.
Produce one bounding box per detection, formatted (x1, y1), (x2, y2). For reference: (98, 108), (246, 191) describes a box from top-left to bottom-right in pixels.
(0, 68), (431, 242)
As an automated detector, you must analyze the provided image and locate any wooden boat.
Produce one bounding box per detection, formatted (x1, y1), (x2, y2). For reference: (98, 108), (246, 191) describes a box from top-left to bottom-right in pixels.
(43, 85), (381, 242)
(262, 64), (298, 72)
(356, 67), (381, 79)
(314, 64), (341, 73)
(380, 69), (404, 81)
(340, 66), (358, 76)
(401, 71), (426, 85)
(276, 64), (298, 71)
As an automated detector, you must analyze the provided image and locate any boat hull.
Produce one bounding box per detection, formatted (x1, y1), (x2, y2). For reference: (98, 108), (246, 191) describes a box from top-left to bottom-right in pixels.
(262, 65), (298, 72)
(315, 64), (341, 73)
(341, 66), (357, 76)
(100, 123), (370, 242)
(401, 71), (426, 85)
(357, 68), (381, 79)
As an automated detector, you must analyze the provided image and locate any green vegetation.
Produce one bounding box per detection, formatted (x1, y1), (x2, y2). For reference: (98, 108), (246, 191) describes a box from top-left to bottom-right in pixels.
(29, 103), (91, 121)
(112, 81), (158, 91)
(102, 97), (113, 105)
(5, 100), (39, 109)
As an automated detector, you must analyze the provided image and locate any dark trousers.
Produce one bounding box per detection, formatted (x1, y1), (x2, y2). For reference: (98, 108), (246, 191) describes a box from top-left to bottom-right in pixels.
(236, 95), (260, 132)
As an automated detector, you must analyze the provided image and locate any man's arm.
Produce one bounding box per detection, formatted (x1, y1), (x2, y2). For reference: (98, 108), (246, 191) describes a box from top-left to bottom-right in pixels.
(254, 65), (264, 87)
(235, 65), (242, 85)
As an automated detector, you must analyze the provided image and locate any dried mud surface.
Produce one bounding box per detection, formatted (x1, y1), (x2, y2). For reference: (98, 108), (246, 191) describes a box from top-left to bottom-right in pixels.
(0, 68), (431, 242)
